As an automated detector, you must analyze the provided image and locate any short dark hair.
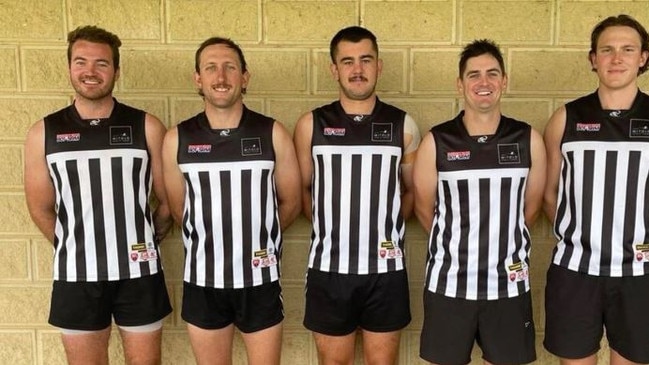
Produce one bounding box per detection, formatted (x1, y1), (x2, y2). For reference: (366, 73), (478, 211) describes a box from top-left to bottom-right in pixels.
(67, 25), (122, 69)
(195, 37), (247, 73)
(329, 26), (378, 62)
(459, 39), (506, 78)
(589, 14), (649, 75)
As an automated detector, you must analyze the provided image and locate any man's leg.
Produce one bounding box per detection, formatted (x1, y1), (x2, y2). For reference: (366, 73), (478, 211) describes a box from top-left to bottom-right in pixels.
(313, 331), (357, 365)
(119, 321), (164, 365)
(241, 322), (283, 365)
(361, 329), (401, 365)
(61, 326), (111, 365)
(187, 323), (235, 365)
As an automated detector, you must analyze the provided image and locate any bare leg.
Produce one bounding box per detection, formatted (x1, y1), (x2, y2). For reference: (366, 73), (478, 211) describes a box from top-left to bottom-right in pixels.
(241, 321), (283, 365)
(186, 323), (235, 365)
(119, 326), (163, 365)
(559, 354), (597, 365)
(610, 349), (644, 365)
(313, 331), (357, 365)
(361, 329), (401, 365)
(61, 326), (111, 365)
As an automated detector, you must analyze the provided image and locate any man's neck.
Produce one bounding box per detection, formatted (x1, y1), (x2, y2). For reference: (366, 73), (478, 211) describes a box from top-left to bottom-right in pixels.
(597, 84), (638, 110)
(339, 94), (377, 115)
(462, 108), (501, 136)
(73, 95), (115, 119)
(204, 102), (244, 129)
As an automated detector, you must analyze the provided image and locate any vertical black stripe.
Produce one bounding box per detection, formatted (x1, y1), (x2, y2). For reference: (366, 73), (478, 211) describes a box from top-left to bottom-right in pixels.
(559, 152), (577, 267)
(67, 160), (87, 280)
(51, 164), (68, 279)
(260, 169), (274, 282)
(199, 172), (215, 287)
(514, 177), (527, 295)
(89, 159), (108, 280)
(220, 171), (234, 288)
(477, 178), (490, 299)
(456, 180), (469, 298)
(497, 177), (512, 297)
(313, 155), (326, 270)
(384, 155), (399, 272)
(241, 169), (253, 286)
(111, 157), (129, 278)
(184, 173), (199, 284)
(622, 151), (640, 276)
(435, 181), (454, 294)
(348, 155), (362, 273)
(132, 157), (150, 276)
(596, 151), (616, 274)
(368, 155), (381, 272)
(329, 155), (342, 273)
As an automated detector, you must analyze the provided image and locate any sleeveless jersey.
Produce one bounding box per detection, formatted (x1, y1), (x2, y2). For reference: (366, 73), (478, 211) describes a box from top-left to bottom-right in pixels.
(308, 99), (406, 274)
(177, 107), (281, 289)
(44, 100), (160, 282)
(425, 112), (533, 300)
(552, 91), (649, 277)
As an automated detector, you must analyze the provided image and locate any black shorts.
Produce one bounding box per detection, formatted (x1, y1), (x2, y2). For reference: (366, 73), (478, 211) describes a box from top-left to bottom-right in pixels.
(303, 269), (411, 336)
(420, 290), (536, 365)
(181, 281), (283, 333)
(49, 272), (172, 331)
(544, 264), (649, 363)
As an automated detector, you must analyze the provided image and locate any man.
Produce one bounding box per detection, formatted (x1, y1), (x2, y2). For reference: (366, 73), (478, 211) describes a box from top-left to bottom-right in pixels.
(543, 14), (649, 365)
(161, 37), (301, 365)
(23, 26), (172, 364)
(293, 26), (421, 365)
(413, 39), (546, 365)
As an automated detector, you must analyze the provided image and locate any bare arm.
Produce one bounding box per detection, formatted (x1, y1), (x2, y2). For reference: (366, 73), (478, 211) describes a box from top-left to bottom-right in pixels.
(24, 120), (57, 243)
(400, 115), (421, 219)
(145, 114), (172, 241)
(161, 126), (185, 226)
(272, 121), (302, 230)
(293, 111), (314, 221)
(523, 127), (547, 226)
(412, 132), (438, 235)
(543, 106), (567, 222)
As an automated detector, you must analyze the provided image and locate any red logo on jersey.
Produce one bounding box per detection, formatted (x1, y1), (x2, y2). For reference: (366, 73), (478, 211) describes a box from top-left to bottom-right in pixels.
(576, 123), (601, 132)
(130, 253), (139, 262)
(447, 151), (470, 161)
(188, 144), (212, 153)
(324, 127), (346, 136)
(56, 133), (81, 142)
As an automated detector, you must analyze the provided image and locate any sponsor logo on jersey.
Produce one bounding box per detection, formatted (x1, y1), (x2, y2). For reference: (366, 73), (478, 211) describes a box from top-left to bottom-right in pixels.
(498, 143), (521, 164)
(372, 123), (393, 142)
(110, 126), (132, 145)
(241, 137), (262, 156)
(630, 119), (649, 138)
(477, 135), (488, 143)
(609, 110), (622, 117)
(576, 122), (601, 132)
(447, 151), (470, 161)
(324, 127), (346, 136)
(188, 144), (212, 153)
(56, 133), (81, 142)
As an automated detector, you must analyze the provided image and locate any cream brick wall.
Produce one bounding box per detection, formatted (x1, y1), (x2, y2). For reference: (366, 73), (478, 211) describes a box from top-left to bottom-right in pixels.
(1, 0), (648, 364)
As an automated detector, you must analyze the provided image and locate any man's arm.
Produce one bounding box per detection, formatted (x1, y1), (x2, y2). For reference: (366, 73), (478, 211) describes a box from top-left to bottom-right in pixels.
(24, 120), (57, 243)
(161, 126), (185, 226)
(145, 113), (172, 241)
(293, 111), (314, 221)
(523, 127), (547, 226)
(543, 106), (567, 223)
(400, 115), (421, 219)
(412, 132), (438, 235)
(272, 121), (302, 230)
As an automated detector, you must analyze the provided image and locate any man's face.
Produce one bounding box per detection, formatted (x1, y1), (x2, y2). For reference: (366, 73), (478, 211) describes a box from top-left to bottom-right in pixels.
(194, 44), (249, 109)
(457, 54), (507, 114)
(590, 25), (648, 91)
(330, 39), (382, 101)
(69, 40), (119, 101)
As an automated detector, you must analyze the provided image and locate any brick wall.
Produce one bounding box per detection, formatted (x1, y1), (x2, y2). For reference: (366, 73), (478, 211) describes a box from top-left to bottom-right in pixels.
(1, 1), (648, 364)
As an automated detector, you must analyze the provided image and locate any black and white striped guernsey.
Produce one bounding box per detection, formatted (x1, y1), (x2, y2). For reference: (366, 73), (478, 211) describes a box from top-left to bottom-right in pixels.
(44, 100), (161, 282)
(552, 91), (649, 277)
(177, 107), (281, 289)
(308, 99), (407, 274)
(425, 112), (533, 300)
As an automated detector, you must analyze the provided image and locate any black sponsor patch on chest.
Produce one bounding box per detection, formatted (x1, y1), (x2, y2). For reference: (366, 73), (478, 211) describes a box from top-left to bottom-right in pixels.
(630, 119), (649, 138)
(497, 143), (521, 164)
(241, 137), (262, 156)
(110, 126), (132, 145)
(371, 123), (393, 142)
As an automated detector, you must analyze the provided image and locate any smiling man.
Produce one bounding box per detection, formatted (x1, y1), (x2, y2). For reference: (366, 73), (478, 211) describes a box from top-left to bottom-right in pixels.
(24, 25), (172, 365)
(412, 39), (546, 365)
(543, 14), (649, 365)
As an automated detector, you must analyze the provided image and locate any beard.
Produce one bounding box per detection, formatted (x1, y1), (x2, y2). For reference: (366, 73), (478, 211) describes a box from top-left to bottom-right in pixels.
(71, 77), (116, 101)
